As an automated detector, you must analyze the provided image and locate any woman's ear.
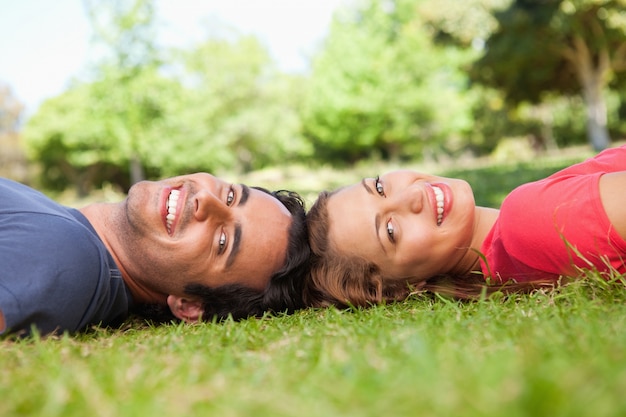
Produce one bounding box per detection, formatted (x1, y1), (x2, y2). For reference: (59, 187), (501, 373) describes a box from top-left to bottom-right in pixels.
(166, 295), (204, 322)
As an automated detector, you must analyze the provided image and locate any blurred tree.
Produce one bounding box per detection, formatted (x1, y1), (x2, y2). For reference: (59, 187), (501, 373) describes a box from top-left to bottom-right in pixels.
(23, 85), (113, 194)
(0, 83), (28, 182)
(417, 0), (586, 154)
(23, 0), (172, 193)
(84, 0), (162, 184)
(416, 0), (523, 154)
(23, 3), (311, 192)
(0, 83), (23, 134)
(23, 70), (179, 194)
(164, 35), (310, 174)
(302, 0), (475, 164)
(471, 0), (626, 151)
(417, 0), (510, 46)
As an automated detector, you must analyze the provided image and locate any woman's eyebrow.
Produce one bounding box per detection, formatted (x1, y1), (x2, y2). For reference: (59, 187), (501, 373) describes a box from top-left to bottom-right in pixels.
(361, 178), (374, 194)
(375, 213), (387, 254)
(363, 179), (387, 254)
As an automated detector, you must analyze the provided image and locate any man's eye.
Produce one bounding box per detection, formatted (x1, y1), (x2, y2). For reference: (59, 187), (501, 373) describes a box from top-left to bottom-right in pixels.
(386, 220), (395, 243)
(218, 231), (227, 254)
(226, 187), (235, 206)
(375, 176), (385, 197)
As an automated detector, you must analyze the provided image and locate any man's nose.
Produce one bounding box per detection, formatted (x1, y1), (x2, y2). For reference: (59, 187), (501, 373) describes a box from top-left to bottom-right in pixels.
(193, 189), (232, 222)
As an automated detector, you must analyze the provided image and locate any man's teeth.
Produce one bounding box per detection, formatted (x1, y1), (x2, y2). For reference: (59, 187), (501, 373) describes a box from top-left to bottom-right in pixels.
(433, 186), (444, 226)
(166, 189), (180, 233)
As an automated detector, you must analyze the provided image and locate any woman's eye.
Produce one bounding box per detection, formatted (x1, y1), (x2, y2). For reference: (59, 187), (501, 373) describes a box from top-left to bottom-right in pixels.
(386, 220), (395, 243)
(218, 231), (227, 254)
(375, 176), (385, 197)
(226, 187), (235, 206)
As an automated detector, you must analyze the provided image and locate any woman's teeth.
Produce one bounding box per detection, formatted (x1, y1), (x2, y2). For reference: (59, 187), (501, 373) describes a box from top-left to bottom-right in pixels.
(433, 186), (444, 226)
(166, 189), (180, 233)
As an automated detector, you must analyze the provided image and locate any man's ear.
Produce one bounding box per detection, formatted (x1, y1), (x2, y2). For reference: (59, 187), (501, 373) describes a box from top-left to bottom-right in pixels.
(166, 295), (204, 323)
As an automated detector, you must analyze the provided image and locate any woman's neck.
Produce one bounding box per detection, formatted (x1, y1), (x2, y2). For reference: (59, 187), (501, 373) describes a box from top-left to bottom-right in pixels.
(456, 206), (500, 275)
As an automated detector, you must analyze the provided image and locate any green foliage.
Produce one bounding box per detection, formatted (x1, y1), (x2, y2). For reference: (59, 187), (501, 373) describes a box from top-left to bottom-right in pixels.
(22, 70), (176, 193)
(164, 35), (311, 175)
(23, 85), (113, 193)
(23, 8), (311, 190)
(20, 0), (169, 193)
(302, 0), (476, 164)
(18, 0), (626, 191)
(471, 0), (626, 149)
(417, 0), (511, 45)
(472, 0), (575, 103)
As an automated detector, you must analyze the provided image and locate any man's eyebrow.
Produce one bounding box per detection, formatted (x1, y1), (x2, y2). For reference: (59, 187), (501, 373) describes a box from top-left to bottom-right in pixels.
(239, 184), (250, 206)
(225, 185), (248, 269)
(226, 223), (242, 269)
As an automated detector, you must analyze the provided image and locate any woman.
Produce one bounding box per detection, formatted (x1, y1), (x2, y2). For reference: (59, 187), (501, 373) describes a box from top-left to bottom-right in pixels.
(304, 145), (626, 308)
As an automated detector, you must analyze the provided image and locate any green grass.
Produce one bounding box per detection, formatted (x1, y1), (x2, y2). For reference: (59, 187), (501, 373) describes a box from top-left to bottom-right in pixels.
(3, 278), (626, 417)
(5, 144), (626, 417)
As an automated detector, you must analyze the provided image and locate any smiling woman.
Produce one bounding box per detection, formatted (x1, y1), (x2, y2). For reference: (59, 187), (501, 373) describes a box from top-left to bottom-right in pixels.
(325, 171), (480, 283)
(304, 145), (626, 309)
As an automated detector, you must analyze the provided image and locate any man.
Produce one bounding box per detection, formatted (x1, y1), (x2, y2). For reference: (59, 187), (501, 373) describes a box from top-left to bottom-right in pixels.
(0, 173), (309, 336)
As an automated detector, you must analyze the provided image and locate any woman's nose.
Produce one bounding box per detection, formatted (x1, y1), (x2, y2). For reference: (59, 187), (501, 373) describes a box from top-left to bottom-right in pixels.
(388, 185), (423, 214)
(193, 189), (232, 222)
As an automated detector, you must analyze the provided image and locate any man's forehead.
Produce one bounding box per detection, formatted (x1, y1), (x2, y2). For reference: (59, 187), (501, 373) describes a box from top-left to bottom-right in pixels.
(248, 187), (291, 216)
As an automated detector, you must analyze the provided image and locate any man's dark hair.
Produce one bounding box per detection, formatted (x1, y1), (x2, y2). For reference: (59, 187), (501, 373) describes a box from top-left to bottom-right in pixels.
(186, 188), (309, 320)
(134, 188), (310, 323)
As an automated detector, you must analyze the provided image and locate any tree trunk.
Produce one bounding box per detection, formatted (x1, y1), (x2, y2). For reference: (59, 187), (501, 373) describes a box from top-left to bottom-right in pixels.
(581, 80), (611, 152)
(129, 154), (145, 185)
(565, 36), (611, 151)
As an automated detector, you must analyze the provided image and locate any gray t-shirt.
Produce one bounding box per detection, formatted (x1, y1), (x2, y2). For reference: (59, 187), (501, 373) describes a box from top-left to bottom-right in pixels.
(0, 178), (132, 335)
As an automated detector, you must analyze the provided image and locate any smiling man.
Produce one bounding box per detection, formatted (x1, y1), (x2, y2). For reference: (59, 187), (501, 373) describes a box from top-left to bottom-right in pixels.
(0, 173), (309, 336)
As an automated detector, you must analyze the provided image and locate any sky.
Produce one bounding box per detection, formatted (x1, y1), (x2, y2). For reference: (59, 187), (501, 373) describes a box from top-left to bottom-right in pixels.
(0, 0), (348, 116)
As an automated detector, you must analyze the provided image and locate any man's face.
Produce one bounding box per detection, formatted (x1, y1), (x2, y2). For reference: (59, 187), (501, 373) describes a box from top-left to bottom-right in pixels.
(118, 173), (291, 297)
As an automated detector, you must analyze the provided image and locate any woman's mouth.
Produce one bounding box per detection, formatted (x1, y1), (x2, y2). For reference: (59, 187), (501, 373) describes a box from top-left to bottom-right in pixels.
(165, 189), (181, 234)
(433, 185), (445, 226)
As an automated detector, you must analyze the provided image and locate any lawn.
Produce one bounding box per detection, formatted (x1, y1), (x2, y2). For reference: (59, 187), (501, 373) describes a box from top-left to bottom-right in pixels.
(3, 145), (626, 417)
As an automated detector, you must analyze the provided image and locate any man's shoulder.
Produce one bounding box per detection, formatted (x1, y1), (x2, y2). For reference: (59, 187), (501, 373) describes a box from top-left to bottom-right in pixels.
(0, 204), (129, 335)
(0, 179), (111, 295)
(0, 178), (74, 219)
(1, 210), (108, 286)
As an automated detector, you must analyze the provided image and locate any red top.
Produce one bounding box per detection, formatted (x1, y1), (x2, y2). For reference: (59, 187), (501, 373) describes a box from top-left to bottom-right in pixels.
(480, 145), (626, 283)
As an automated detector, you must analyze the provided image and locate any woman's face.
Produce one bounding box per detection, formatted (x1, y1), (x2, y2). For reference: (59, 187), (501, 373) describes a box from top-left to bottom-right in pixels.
(326, 170), (477, 282)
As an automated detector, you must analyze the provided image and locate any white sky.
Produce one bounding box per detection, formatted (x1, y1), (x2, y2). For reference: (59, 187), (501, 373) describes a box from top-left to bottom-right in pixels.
(0, 0), (347, 115)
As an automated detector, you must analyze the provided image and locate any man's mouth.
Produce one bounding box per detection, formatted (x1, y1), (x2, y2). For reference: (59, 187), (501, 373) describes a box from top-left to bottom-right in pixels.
(433, 185), (445, 226)
(165, 189), (181, 234)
